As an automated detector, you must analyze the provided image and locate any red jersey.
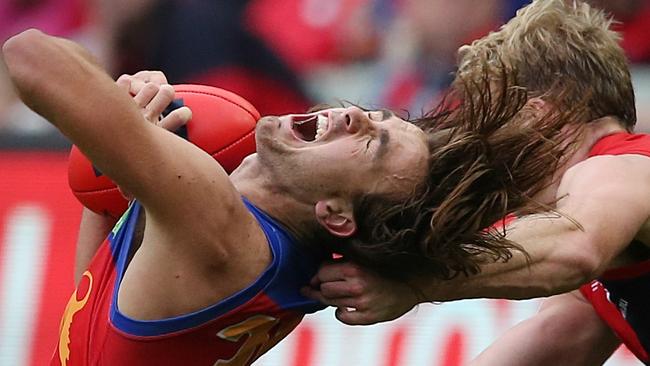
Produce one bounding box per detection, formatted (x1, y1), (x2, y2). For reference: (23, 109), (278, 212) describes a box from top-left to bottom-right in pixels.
(579, 132), (650, 364)
(52, 199), (327, 366)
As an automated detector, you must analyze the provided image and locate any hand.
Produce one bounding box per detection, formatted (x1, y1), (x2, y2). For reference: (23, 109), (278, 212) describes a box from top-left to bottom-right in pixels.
(301, 259), (421, 325)
(118, 70), (169, 94)
(114, 71), (192, 200)
(115, 71), (191, 131)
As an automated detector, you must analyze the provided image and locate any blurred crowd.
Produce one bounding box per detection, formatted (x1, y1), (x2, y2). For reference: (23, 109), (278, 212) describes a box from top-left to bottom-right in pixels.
(1, 0), (650, 149)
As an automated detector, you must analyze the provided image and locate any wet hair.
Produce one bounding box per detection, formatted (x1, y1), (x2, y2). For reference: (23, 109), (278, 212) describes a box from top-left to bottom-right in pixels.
(313, 60), (589, 280)
(310, 0), (631, 281)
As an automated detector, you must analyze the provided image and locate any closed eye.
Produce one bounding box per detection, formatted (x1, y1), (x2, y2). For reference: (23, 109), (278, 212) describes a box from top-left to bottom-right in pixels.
(380, 109), (394, 121)
(367, 109), (394, 122)
(365, 138), (372, 151)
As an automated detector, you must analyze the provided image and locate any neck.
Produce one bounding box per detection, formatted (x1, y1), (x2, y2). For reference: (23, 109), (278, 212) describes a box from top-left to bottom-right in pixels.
(229, 154), (317, 243)
(562, 116), (626, 171)
(533, 116), (626, 204)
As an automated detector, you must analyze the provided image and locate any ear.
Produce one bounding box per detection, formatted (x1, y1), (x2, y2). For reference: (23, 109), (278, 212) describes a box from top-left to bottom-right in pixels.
(314, 199), (357, 238)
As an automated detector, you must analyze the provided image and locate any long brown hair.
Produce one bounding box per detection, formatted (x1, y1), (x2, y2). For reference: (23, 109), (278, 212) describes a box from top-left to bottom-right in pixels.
(316, 0), (626, 280)
(324, 61), (589, 280)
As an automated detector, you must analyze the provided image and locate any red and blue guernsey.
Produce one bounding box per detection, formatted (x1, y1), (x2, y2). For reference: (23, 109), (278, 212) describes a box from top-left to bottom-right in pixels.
(579, 132), (650, 365)
(52, 198), (328, 366)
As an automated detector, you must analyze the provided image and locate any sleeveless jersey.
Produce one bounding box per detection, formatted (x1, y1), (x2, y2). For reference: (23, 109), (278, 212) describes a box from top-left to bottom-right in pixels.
(51, 199), (327, 366)
(579, 132), (650, 364)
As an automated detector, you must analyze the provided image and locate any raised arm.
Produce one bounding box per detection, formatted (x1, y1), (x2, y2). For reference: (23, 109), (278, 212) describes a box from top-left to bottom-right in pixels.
(73, 71), (189, 282)
(304, 153), (650, 324)
(2, 30), (257, 268)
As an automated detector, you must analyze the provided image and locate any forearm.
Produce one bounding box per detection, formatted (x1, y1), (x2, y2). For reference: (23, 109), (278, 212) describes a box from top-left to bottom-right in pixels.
(3, 30), (153, 188)
(2, 30), (173, 206)
(419, 213), (596, 301)
(469, 292), (619, 366)
(422, 156), (650, 302)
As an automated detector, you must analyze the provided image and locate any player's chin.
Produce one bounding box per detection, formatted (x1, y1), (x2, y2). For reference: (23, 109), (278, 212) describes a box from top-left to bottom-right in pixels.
(258, 133), (303, 157)
(257, 115), (282, 132)
(255, 138), (290, 165)
(256, 117), (286, 142)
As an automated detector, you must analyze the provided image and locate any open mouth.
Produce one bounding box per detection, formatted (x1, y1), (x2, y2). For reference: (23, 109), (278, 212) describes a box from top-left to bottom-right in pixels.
(292, 114), (328, 142)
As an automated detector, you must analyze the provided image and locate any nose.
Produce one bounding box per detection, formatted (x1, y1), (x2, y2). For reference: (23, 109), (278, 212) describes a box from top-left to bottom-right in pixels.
(336, 107), (370, 134)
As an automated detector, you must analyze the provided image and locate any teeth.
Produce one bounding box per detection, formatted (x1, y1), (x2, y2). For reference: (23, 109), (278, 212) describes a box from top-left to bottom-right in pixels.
(294, 114), (316, 125)
(315, 114), (328, 140)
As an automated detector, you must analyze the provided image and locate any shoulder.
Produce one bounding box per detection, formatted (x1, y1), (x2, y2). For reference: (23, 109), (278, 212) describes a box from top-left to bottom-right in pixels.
(549, 154), (650, 277)
(556, 154), (650, 223)
(588, 132), (650, 158)
(561, 153), (650, 192)
(173, 192), (271, 268)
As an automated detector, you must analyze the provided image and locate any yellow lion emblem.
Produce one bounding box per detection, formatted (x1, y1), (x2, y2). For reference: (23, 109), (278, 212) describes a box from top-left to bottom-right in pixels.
(58, 271), (93, 366)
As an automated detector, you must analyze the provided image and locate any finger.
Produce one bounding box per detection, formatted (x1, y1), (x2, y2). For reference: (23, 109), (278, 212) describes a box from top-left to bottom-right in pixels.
(116, 75), (132, 94)
(159, 106), (192, 132)
(301, 286), (361, 308)
(117, 74), (148, 96)
(133, 83), (160, 109)
(309, 274), (321, 288)
(300, 286), (331, 305)
(129, 74), (166, 97)
(320, 280), (363, 299)
(335, 307), (375, 326)
(309, 257), (354, 287)
(143, 84), (175, 121)
(132, 70), (168, 85)
(128, 79), (148, 96)
(313, 262), (357, 283)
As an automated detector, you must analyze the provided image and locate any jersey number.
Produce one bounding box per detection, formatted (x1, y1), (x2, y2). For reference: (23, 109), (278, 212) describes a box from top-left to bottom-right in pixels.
(214, 314), (302, 365)
(214, 315), (279, 365)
